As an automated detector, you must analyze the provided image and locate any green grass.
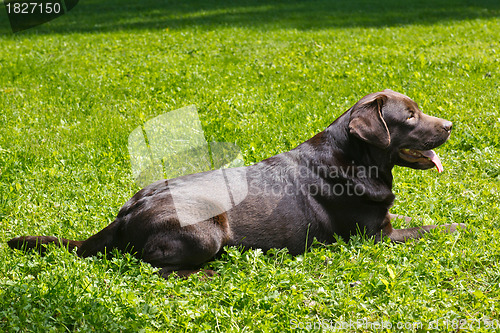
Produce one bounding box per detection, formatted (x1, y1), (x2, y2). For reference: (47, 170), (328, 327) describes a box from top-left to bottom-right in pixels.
(1, 0), (500, 331)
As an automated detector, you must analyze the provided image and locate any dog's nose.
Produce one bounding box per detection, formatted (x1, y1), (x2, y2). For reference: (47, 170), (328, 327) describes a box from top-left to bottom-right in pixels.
(443, 121), (453, 132)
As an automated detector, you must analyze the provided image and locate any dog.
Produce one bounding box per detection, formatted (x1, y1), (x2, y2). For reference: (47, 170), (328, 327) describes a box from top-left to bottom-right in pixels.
(8, 89), (465, 278)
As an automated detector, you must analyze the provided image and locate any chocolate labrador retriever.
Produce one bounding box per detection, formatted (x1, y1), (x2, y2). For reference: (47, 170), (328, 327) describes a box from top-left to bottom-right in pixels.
(8, 89), (465, 277)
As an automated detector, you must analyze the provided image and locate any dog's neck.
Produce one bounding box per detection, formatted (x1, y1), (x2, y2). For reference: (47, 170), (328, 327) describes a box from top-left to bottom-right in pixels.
(289, 113), (395, 204)
(296, 115), (394, 183)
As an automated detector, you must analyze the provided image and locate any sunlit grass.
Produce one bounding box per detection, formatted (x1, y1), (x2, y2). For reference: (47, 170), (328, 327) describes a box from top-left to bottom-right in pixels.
(1, 0), (500, 331)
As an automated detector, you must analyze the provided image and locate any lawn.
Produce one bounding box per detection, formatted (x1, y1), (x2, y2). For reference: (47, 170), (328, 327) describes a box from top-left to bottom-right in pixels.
(1, 0), (500, 331)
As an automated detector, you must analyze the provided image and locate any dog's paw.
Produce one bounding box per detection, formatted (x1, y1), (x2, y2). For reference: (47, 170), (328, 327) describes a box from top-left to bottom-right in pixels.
(163, 268), (217, 280)
(442, 223), (467, 233)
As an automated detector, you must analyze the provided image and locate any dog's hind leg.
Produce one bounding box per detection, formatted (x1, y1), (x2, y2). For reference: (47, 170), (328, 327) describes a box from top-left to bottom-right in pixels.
(158, 267), (217, 279)
(141, 213), (229, 279)
(143, 232), (222, 279)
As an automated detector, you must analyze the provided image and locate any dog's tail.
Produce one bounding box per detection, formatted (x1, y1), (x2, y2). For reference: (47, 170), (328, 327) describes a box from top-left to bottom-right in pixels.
(7, 236), (84, 254)
(8, 221), (119, 258)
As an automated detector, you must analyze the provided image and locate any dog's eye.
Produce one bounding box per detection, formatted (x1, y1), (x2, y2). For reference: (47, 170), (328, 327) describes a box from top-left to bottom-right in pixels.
(407, 114), (415, 121)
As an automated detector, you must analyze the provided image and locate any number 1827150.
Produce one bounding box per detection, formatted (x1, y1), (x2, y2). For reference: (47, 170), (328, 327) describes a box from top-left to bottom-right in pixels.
(5, 2), (62, 14)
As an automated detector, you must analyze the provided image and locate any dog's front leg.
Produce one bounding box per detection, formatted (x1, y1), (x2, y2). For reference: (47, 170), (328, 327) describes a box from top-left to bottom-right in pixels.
(387, 223), (466, 242)
(377, 214), (466, 243)
(389, 213), (413, 223)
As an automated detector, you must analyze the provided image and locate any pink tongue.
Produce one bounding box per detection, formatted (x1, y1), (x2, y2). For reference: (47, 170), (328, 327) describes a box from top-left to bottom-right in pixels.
(421, 150), (443, 173)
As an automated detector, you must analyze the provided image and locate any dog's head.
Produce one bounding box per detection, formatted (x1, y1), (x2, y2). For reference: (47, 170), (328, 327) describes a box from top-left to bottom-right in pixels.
(348, 89), (452, 172)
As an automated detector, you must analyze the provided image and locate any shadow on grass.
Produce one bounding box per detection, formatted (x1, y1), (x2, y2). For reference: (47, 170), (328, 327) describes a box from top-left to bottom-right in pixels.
(1, 0), (499, 35)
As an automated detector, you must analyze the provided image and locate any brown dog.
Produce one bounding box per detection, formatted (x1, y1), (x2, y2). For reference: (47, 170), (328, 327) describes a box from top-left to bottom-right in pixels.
(8, 90), (465, 277)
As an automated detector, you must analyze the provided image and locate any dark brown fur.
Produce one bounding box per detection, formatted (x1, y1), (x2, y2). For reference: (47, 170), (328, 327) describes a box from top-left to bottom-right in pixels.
(8, 90), (465, 278)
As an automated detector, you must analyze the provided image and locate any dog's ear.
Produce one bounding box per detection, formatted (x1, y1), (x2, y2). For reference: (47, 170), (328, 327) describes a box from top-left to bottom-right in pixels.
(348, 94), (390, 149)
